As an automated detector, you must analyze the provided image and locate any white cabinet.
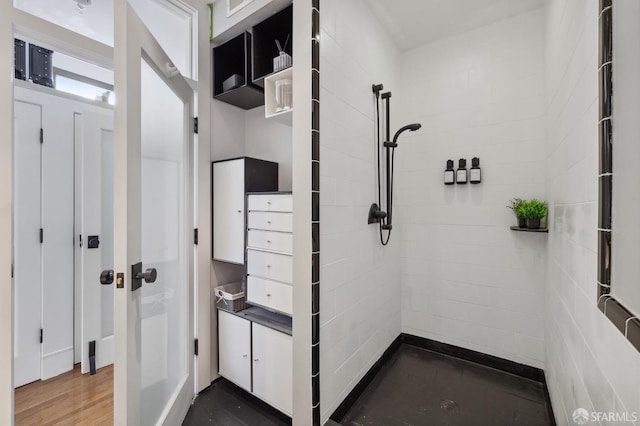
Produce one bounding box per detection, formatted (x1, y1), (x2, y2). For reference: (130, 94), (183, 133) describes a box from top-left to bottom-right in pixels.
(246, 193), (293, 315)
(217, 311), (292, 416)
(217, 310), (251, 391)
(212, 158), (278, 264)
(252, 323), (293, 416)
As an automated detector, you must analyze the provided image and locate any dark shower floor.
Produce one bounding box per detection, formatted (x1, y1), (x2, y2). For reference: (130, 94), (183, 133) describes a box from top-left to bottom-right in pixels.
(333, 344), (554, 426)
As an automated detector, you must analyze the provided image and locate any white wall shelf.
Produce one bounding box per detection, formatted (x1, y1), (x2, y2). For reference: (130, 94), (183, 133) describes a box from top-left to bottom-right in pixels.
(264, 67), (292, 126)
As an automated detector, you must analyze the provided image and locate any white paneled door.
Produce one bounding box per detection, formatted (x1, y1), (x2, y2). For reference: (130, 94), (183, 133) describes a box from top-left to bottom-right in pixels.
(76, 111), (115, 374)
(13, 101), (42, 388)
(113, 2), (194, 425)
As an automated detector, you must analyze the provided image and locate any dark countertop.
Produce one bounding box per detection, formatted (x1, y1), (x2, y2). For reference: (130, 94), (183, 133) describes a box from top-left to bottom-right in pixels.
(219, 306), (292, 336)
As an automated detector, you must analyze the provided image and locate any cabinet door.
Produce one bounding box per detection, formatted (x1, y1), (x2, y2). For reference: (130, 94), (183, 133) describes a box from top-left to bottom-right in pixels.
(218, 310), (251, 391)
(213, 159), (245, 264)
(252, 323), (292, 415)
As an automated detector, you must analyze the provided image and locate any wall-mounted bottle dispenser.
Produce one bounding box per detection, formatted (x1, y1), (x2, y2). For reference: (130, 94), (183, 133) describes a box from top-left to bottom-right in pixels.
(456, 159), (467, 184)
(470, 157), (481, 184)
(444, 159), (455, 185)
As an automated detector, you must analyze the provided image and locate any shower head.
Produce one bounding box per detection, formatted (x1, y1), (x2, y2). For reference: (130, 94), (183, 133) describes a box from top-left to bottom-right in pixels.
(392, 123), (422, 144)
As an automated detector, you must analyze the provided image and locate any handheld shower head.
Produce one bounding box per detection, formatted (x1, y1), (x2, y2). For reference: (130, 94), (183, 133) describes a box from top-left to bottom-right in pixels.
(392, 123), (422, 144)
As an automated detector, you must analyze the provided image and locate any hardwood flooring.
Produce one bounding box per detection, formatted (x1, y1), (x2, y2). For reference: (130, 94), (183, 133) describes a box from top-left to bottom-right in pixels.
(15, 364), (113, 426)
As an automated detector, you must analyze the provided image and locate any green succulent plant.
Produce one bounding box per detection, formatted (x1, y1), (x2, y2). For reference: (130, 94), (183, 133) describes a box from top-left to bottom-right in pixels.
(507, 198), (527, 219)
(521, 199), (548, 220)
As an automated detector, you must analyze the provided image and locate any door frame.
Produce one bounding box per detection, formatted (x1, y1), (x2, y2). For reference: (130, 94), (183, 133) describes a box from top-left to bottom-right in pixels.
(0, 2), (212, 424)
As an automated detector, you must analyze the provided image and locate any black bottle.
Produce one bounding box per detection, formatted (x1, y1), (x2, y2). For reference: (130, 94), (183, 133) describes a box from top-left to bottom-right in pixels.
(457, 159), (467, 184)
(444, 159), (455, 185)
(470, 157), (481, 184)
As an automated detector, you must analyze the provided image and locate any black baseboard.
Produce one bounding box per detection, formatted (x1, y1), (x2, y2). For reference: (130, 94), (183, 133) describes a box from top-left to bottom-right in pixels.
(329, 334), (404, 422)
(400, 333), (545, 382)
(329, 333), (553, 424)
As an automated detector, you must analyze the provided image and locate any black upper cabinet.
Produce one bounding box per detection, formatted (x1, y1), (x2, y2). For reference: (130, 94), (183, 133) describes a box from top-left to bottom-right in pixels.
(213, 32), (265, 110)
(252, 5), (293, 88)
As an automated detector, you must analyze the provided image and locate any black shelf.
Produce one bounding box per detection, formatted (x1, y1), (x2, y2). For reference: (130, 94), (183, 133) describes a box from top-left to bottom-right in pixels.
(213, 31), (264, 110)
(251, 4), (293, 88)
(510, 226), (549, 233)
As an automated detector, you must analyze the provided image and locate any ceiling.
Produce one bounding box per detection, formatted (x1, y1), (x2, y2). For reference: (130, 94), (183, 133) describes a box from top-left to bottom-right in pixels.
(361, 0), (545, 52)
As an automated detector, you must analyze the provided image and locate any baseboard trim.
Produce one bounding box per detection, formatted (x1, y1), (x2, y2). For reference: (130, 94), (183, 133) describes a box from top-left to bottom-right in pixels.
(329, 333), (551, 424)
(400, 333), (545, 382)
(329, 334), (403, 422)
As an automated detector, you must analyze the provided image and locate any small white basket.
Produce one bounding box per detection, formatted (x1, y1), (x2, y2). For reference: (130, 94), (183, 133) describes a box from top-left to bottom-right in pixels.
(214, 282), (247, 312)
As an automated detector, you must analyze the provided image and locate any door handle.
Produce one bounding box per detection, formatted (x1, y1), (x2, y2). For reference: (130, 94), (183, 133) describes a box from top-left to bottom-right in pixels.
(131, 262), (158, 291)
(137, 268), (157, 283)
(100, 269), (114, 285)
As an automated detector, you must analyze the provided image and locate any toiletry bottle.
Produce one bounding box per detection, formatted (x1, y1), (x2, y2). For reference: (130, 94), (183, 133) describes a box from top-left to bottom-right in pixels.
(457, 159), (467, 184)
(470, 157), (481, 184)
(444, 160), (455, 185)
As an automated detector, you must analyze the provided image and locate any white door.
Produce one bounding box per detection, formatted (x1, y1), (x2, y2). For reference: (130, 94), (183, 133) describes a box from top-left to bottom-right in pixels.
(252, 323), (293, 416)
(113, 2), (194, 425)
(217, 310), (251, 391)
(76, 111), (115, 374)
(213, 159), (245, 264)
(13, 100), (42, 388)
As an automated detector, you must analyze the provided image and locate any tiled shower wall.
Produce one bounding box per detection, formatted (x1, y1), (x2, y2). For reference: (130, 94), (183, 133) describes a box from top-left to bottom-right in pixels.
(544, 0), (640, 423)
(396, 9), (547, 368)
(318, 0), (402, 421)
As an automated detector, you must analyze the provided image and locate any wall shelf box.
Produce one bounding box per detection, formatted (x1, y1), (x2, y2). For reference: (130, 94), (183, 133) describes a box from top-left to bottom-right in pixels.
(251, 5), (293, 88)
(264, 67), (293, 126)
(213, 32), (264, 110)
(510, 226), (549, 233)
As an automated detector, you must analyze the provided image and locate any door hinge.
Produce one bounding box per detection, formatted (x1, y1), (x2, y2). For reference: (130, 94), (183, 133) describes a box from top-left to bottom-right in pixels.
(40, 128), (43, 144)
(40, 328), (43, 343)
(194, 228), (198, 245)
(79, 234), (83, 248)
(11, 263), (14, 278)
(39, 228), (43, 244)
(194, 338), (199, 356)
(194, 117), (198, 134)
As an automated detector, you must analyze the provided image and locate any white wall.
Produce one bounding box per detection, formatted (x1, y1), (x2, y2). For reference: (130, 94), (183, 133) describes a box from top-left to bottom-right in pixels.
(544, 0), (640, 423)
(319, 0), (402, 421)
(245, 107), (292, 191)
(397, 9), (547, 369)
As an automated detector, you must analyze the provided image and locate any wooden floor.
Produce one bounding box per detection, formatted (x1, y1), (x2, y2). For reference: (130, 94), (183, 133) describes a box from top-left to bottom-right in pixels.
(15, 364), (113, 426)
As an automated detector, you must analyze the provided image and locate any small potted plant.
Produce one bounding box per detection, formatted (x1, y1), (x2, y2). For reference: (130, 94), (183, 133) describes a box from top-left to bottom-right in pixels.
(522, 199), (547, 229)
(507, 198), (527, 228)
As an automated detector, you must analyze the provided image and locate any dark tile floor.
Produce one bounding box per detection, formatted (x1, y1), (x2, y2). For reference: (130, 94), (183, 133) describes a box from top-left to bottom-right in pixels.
(336, 344), (554, 426)
(183, 378), (291, 426)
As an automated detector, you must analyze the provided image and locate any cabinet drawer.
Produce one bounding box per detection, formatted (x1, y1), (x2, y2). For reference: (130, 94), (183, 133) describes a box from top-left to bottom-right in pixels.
(248, 194), (292, 212)
(247, 276), (292, 315)
(247, 230), (292, 254)
(247, 212), (292, 233)
(247, 249), (292, 284)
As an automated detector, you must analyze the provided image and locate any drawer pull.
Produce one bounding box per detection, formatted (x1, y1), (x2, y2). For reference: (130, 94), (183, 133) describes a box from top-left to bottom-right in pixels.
(266, 240), (272, 244)
(242, 354), (248, 358)
(237, 210), (242, 213)
(254, 358), (259, 362)
(267, 265), (271, 268)
(266, 293), (272, 297)
(267, 201), (272, 205)
(267, 220), (272, 224)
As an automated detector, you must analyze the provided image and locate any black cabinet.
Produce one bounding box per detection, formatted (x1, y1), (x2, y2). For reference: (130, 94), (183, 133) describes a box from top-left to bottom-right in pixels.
(212, 4), (293, 109)
(213, 32), (265, 110)
(252, 5), (293, 88)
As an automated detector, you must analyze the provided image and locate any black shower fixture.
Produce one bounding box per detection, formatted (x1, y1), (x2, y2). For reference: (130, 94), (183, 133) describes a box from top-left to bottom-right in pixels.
(368, 83), (422, 245)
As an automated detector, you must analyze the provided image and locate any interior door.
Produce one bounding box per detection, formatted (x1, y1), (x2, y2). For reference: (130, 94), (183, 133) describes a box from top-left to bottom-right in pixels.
(113, 2), (194, 425)
(77, 111), (115, 374)
(13, 100), (42, 388)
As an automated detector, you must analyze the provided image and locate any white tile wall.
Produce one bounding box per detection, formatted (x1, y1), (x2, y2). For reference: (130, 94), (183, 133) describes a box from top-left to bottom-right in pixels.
(396, 9), (548, 369)
(319, 0), (402, 422)
(545, 0), (640, 424)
